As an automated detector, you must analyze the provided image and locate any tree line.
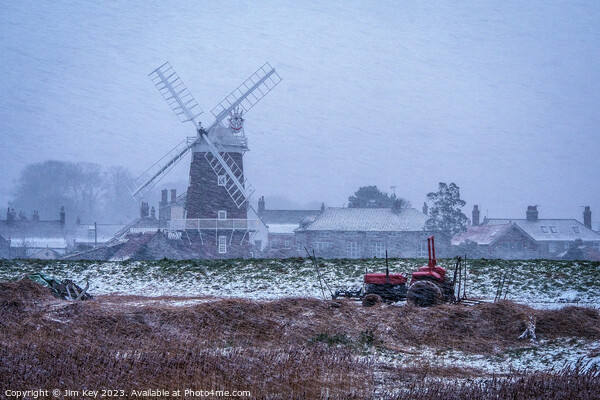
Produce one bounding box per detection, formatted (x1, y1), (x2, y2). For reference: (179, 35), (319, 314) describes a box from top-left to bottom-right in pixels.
(10, 160), (138, 225)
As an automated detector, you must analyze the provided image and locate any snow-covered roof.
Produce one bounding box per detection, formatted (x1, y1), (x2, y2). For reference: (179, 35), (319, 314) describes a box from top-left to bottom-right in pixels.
(301, 207), (427, 232)
(10, 237), (67, 249)
(258, 209), (321, 225)
(451, 223), (535, 246)
(484, 218), (600, 242)
(75, 224), (126, 244)
(267, 223), (299, 234)
(0, 219), (65, 240)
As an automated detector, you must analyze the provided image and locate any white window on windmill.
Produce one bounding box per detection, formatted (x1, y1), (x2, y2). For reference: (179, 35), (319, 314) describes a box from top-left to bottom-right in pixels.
(218, 175), (227, 186)
(218, 210), (227, 220)
(218, 235), (227, 254)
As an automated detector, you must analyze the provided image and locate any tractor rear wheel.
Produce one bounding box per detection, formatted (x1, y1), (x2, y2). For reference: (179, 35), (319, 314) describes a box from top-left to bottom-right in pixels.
(407, 280), (443, 307)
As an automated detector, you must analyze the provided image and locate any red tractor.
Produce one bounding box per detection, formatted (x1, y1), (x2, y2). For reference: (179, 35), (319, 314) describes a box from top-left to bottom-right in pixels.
(332, 236), (454, 307)
(406, 236), (455, 307)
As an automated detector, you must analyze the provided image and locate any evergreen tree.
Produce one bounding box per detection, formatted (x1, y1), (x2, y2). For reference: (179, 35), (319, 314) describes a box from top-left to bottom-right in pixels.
(424, 182), (468, 236)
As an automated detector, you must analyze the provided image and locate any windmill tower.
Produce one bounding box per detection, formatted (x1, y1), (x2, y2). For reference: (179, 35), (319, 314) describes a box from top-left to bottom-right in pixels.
(131, 62), (281, 255)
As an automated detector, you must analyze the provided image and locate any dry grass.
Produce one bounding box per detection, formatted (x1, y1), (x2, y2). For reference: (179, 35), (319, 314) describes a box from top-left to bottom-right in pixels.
(1, 280), (600, 399)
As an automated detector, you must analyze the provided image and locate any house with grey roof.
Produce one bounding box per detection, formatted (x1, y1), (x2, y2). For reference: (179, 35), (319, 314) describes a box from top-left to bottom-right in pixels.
(480, 205), (600, 259)
(0, 206), (68, 258)
(257, 196), (323, 255)
(74, 223), (127, 250)
(295, 207), (430, 259)
(451, 223), (540, 259)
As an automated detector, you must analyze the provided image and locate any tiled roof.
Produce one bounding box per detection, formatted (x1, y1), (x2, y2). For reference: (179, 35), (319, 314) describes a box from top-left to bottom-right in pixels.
(484, 218), (600, 242)
(110, 232), (158, 261)
(258, 210), (321, 225)
(452, 223), (516, 246)
(301, 208), (427, 232)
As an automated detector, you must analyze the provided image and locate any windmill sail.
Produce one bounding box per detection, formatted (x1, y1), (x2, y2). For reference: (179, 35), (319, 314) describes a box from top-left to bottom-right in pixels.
(132, 62), (280, 205)
(210, 62), (282, 126)
(131, 138), (196, 200)
(149, 62), (203, 126)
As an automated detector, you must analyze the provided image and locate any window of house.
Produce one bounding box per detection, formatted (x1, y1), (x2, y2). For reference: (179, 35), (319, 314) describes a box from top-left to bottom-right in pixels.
(296, 242), (304, 252)
(418, 242), (428, 258)
(549, 242), (557, 253)
(218, 175), (227, 186)
(218, 210), (227, 220)
(218, 235), (227, 253)
(371, 242), (385, 258)
(315, 241), (331, 251)
(594, 242), (600, 251)
(388, 232), (401, 237)
(347, 242), (361, 258)
(366, 232), (379, 238)
(541, 226), (548, 233)
(88, 228), (95, 238)
(344, 231), (359, 237)
(254, 240), (262, 249)
(550, 226), (558, 233)
(572, 226), (580, 234)
(284, 240), (290, 248)
(515, 242), (523, 251)
(316, 232), (330, 238)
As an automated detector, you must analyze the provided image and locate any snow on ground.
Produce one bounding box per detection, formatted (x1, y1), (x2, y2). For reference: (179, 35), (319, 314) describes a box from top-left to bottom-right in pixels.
(0, 258), (598, 306)
(373, 339), (600, 375)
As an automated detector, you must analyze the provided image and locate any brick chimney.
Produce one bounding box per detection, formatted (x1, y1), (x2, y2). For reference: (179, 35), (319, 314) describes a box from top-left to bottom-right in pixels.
(140, 202), (149, 219)
(160, 189), (168, 206)
(321, 202), (325, 212)
(32, 210), (39, 222)
(422, 202), (428, 216)
(59, 206), (65, 225)
(584, 206), (592, 229)
(472, 205), (480, 226)
(150, 206), (156, 219)
(6, 207), (15, 223)
(170, 189), (177, 204)
(258, 196), (265, 212)
(526, 205), (538, 222)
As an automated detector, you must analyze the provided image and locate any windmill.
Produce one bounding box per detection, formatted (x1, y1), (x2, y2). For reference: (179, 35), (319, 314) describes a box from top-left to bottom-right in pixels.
(131, 62), (281, 251)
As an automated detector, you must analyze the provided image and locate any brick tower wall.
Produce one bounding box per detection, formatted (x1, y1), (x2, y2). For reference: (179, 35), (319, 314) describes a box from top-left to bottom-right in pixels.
(186, 151), (248, 219)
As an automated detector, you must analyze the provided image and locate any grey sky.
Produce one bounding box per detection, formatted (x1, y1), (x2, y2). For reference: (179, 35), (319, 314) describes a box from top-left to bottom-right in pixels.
(1, 1), (598, 225)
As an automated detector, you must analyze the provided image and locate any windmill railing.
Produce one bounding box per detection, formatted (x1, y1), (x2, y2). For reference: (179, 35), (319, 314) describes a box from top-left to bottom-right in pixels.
(167, 218), (261, 231)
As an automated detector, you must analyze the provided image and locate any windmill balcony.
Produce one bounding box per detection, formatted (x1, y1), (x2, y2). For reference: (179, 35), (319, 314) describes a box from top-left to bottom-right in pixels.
(167, 218), (260, 231)
(188, 129), (248, 149)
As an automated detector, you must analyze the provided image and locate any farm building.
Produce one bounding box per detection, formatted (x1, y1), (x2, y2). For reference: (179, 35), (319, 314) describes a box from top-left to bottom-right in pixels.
(472, 205), (600, 259)
(0, 206), (68, 258)
(295, 207), (431, 258)
(74, 223), (126, 250)
(256, 196), (323, 255)
(451, 223), (540, 259)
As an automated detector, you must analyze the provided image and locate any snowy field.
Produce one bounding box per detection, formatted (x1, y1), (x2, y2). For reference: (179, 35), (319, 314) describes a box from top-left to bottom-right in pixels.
(1, 258), (598, 306)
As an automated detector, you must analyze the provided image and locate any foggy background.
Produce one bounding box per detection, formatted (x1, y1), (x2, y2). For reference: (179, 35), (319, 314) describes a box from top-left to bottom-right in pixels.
(1, 1), (598, 226)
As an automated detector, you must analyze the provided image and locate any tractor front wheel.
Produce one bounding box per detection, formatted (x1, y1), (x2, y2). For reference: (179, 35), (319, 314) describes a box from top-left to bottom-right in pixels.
(407, 280), (442, 307)
(362, 294), (382, 307)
